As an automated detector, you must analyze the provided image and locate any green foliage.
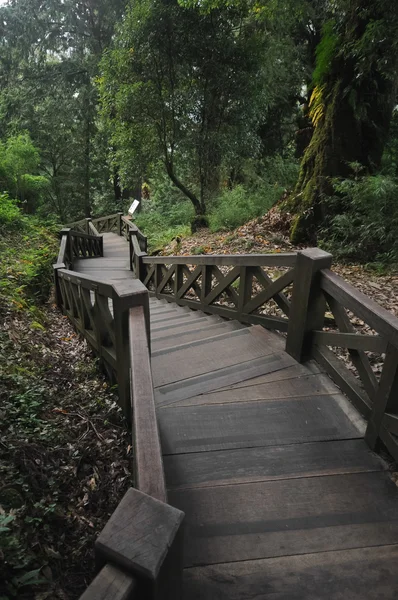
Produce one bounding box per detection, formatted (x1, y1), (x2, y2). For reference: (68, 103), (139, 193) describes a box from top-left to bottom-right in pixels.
(0, 135), (49, 213)
(0, 194), (24, 230)
(209, 184), (279, 231)
(0, 205), (58, 312)
(135, 210), (191, 252)
(209, 155), (299, 231)
(312, 20), (339, 85)
(320, 174), (398, 263)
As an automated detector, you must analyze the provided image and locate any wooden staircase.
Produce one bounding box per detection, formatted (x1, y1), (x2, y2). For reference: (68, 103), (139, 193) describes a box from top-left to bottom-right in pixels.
(55, 215), (398, 600)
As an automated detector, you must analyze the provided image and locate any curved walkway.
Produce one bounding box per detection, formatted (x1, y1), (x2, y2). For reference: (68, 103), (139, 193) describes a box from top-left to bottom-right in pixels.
(74, 232), (398, 599)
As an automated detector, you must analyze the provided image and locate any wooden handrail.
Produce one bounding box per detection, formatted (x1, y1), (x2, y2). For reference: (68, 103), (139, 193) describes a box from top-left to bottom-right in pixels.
(79, 565), (137, 600)
(320, 269), (398, 348)
(88, 220), (101, 236)
(129, 304), (166, 503)
(143, 253), (296, 267)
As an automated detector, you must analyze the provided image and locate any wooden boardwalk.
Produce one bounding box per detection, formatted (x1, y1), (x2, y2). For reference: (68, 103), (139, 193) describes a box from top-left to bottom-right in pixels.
(74, 232), (398, 599)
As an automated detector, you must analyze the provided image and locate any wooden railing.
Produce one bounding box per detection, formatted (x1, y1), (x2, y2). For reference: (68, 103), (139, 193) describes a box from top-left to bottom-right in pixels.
(79, 300), (183, 600)
(54, 225), (184, 600)
(284, 248), (398, 462)
(140, 254), (296, 331)
(57, 212), (398, 598)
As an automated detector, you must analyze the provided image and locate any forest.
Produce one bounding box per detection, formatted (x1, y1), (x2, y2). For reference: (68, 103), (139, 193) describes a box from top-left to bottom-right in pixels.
(1, 0), (398, 598)
(0, 0), (398, 262)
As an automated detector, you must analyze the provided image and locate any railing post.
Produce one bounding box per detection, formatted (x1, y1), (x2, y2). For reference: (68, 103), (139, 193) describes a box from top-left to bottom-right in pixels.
(286, 248), (332, 362)
(112, 283), (150, 420)
(118, 212), (123, 237)
(85, 217), (92, 234)
(365, 343), (398, 451)
(95, 487), (184, 600)
(113, 297), (131, 421)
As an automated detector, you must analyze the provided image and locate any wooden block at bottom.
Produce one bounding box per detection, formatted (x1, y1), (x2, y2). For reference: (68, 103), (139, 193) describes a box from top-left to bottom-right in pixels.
(95, 487), (184, 581)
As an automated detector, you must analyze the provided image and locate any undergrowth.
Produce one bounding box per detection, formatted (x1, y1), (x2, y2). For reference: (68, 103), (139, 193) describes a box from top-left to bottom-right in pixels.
(0, 197), (130, 599)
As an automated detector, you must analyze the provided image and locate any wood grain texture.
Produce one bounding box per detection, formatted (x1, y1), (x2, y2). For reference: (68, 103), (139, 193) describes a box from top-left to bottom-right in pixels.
(169, 472), (398, 567)
(154, 352), (296, 406)
(96, 487), (184, 579)
(129, 305), (166, 502)
(152, 326), (278, 387)
(143, 253), (297, 266)
(212, 360), (324, 392)
(164, 439), (385, 490)
(164, 373), (338, 408)
(79, 565), (137, 600)
(313, 345), (372, 419)
(321, 268), (398, 347)
(151, 316), (225, 341)
(152, 321), (245, 352)
(183, 544), (398, 600)
(158, 394), (362, 455)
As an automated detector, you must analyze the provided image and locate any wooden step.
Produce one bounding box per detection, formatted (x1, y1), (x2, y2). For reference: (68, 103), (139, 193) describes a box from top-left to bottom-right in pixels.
(169, 471), (398, 567)
(158, 394), (362, 455)
(152, 321), (245, 351)
(151, 315), (224, 340)
(151, 326), (283, 387)
(150, 312), (208, 332)
(154, 352), (296, 407)
(152, 327), (255, 358)
(183, 544), (398, 599)
(164, 439), (385, 491)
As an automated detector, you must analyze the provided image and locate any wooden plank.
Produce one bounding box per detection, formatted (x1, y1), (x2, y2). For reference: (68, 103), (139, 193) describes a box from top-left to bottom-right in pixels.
(313, 345), (372, 419)
(151, 316), (224, 340)
(183, 544), (398, 600)
(129, 306), (166, 502)
(203, 266), (240, 306)
(79, 565), (137, 600)
(152, 327), (250, 357)
(164, 439), (385, 490)
(366, 343), (398, 448)
(143, 253), (297, 267)
(321, 269), (398, 348)
(312, 330), (387, 353)
(286, 248), (332, 362)
(243, 268), (293, 315)
(152, 322), (244, 352)
(96, 487), (183, 579)
(164, 372), (339, 408)
(326, 293), (378, 400)
(158, 296), (290, 331)
(152, 326), (276, 388)
(212, 360), (324, 392)
(158, 394), (362, 455)
(150, 312), (208, 332)
(150, 310), (196, 324)
(168, 472), (398, 567)
(154, 353), (296, 406)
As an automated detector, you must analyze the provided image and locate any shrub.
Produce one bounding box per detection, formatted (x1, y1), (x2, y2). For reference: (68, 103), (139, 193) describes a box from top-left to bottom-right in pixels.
(320, 174), (398, 263)
(209, 183), (282, 231)
(0, 194), (25, 231)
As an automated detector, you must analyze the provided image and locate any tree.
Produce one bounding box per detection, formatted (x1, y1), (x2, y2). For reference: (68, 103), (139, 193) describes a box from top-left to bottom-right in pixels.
(0, 0), (127, 221)
(289, 0), (398, 242)
(0, 133), (49, 213)
(99, 0), (270, 224)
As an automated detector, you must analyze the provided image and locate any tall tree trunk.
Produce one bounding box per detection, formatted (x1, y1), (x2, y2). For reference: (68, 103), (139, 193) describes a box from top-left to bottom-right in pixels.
(83, 111), (91, 218)
(290, 0), (398, 243)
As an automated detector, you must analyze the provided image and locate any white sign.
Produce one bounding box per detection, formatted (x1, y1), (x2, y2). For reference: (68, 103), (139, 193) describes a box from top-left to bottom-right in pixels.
(128, 199), (140, 216)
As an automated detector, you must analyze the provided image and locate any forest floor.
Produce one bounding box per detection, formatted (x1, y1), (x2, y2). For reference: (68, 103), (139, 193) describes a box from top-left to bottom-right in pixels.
(0, 299), (131, 600)
(160, 207), (398, 320)
(0, 225), (131, 600)
(160, 207), (398, 383)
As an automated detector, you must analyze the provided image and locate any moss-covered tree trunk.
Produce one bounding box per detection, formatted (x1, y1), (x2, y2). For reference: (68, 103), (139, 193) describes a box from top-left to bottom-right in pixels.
(290, 0), (398, 243)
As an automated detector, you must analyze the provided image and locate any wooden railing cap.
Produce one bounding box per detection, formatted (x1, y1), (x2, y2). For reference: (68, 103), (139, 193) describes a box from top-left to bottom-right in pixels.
(95, 487), (184, 581)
